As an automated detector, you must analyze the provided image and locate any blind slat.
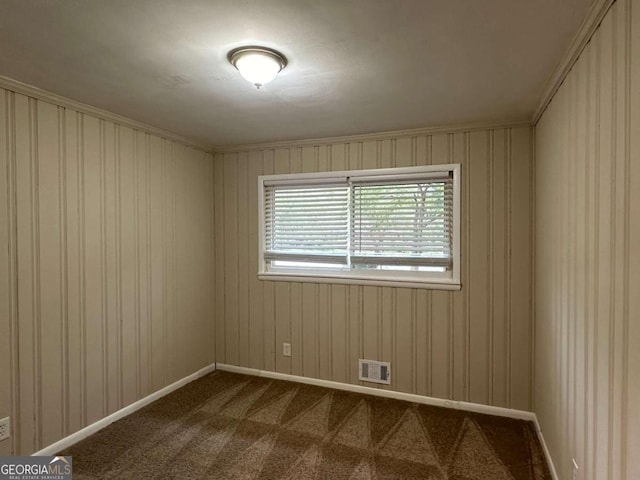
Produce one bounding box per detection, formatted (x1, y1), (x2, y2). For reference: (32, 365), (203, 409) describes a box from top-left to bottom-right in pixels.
(350, 256), (451, 267)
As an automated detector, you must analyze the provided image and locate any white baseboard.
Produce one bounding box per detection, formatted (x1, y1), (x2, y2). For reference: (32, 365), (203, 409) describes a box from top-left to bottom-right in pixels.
(32, 363), (217, 456)
(532, 417), (560, 480)
(215, 363), (536, 422)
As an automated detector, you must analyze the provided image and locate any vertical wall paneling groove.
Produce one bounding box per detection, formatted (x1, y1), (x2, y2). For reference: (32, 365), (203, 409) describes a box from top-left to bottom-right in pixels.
(132, 129), (140, 400)
(569, 65), (577, 472)
(210, 148), (216, 367)
(214, 124), (534, 409)
(236, 151), (249, 370)
(172, 142), (181, 378)
(577, 50), (587, 466)
(165, 141), (171, 382)
(505, 129), (513, 408)
(98, 120), (106, 419)
(9, 91), (20, 455)
(136, 130), (143, 394)
(488, 131), (494, 406)
(17, 93), (33, 452)
(79, 112), (87, 429)
(115, 125), (122, 410)
(169, 142), (176, 380)
(143, 133), (150, 395)
(2, 88), (20, 456)
(607, 10), (619, 479)
(224, 153), (239, 367)
(592, 28), (602, 480)
(626, 1), (640, 477)
(535, 0), (639, 477)
(214, 149), (225, 364)
(583, 38), (594, 480)
(463, 132), (471, 403)
(0, 91), (7, 455)
(528, 127), (535, 411)
(56, 106), (68, 438)
(150, 135), (161, 391)
(620, 0), (632, 475)
(247, 151), (262, 370)
(105, 122), (117, 415)
(14, 93), (31, 452)
(160, 139), (167, 389)
(30, 98), (41, 451)
(141, 132), (149, 396)
(490, 129), (505, 408)
(0, 91), (8, 455)
(171, 142), (177, 382)
(0, 87), (214, 455)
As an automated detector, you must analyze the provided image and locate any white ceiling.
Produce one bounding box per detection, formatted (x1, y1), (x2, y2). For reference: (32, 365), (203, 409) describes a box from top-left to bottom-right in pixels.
(0, 0), (591, 147)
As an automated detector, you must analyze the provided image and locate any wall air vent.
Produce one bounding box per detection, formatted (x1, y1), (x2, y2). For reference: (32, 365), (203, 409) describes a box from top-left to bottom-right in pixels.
(358, 359), (391, 385)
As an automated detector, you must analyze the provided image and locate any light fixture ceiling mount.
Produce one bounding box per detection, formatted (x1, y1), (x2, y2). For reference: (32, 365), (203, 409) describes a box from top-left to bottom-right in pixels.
(228, 46), (287, 90)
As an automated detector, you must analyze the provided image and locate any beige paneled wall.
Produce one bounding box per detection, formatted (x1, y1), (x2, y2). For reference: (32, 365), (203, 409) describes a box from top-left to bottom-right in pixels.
(535, 0), (640, 478)
(214, 125), (534, 411)
(0, 87), (215, 455)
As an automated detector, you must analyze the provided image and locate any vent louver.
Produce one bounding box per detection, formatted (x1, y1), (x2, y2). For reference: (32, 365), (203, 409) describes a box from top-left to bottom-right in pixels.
(358, 359), (391, 385)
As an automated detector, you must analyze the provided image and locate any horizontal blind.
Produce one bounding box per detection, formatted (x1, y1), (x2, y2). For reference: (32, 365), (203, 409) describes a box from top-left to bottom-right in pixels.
(350, 174), (453, 268)
(264, 183), (349, 264)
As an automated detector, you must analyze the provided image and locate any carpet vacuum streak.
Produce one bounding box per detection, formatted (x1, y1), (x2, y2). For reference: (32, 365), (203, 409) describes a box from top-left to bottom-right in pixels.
(62, 371), (551, 479)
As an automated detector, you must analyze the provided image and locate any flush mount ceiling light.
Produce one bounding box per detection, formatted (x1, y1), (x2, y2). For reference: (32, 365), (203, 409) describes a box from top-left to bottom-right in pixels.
(228, 46), (287, 89)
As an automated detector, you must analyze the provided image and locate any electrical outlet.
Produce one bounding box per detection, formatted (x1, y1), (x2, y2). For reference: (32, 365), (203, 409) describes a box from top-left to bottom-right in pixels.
(0, 417), (10, 441)
(283, 343), (291, 357)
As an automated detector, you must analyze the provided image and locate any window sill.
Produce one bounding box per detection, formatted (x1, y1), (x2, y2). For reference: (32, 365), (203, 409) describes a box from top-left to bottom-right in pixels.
(258, 271), (461, 290)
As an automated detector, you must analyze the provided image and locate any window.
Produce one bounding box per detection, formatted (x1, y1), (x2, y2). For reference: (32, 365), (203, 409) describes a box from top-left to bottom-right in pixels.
(258, 164), (460, 289)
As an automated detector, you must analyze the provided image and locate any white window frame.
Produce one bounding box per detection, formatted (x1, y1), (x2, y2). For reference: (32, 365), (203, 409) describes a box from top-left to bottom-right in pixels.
(258, 164), (461, 290)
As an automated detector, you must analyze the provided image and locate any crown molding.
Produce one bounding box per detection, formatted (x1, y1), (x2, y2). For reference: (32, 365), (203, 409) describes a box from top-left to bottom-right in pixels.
(0, 75), (214, 152)
(213, 119), (532, 154)
(532, 0), (615, 124)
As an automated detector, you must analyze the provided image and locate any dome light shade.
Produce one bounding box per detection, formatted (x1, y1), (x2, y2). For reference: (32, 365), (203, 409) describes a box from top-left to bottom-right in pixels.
(228, 47), (287, 89)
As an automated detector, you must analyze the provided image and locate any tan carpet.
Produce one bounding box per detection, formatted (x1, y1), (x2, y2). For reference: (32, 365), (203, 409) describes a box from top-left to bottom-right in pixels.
(61, 371), (551, 479)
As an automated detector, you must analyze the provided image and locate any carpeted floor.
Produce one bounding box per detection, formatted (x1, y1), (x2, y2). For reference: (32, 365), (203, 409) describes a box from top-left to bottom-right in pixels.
(62, 371), (551, 479)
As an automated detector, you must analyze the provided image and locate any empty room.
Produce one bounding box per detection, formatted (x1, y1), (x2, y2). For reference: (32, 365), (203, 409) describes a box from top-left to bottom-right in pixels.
(0, 0), (638, 479)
